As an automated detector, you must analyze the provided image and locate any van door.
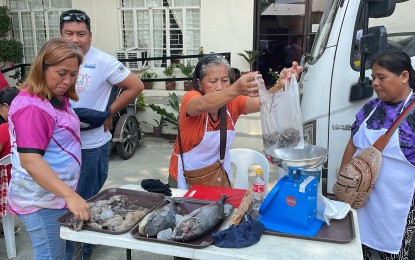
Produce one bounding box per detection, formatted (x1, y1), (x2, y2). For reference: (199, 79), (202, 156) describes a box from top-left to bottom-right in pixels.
(325, 0), (415, 194)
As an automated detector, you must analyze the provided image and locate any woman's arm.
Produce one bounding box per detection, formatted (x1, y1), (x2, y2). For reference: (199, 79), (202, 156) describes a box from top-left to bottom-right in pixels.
(20, 153), (90, 221)
(186, 72), (259, 116)
(339, 138), (357, 172)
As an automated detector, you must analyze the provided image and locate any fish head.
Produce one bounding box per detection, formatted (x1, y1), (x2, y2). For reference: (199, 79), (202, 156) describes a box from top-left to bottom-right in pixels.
(173, 218), (205, 242)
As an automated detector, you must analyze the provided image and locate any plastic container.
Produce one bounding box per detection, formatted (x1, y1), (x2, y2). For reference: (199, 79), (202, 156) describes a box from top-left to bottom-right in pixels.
(253, 168), (265, 202)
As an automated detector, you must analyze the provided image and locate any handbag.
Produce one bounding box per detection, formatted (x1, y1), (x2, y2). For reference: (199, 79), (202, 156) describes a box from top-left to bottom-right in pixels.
(333, 97), (415, 209)
(178, 106), (231, 188)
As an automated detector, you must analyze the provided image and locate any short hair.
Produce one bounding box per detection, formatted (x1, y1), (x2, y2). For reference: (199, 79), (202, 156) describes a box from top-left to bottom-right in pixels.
(60, 9), (91, 32)
(0, 87), (19, 106)
(21, 38), (83, 101)
(192, 55), (230, 93)
(372, 50), (415, 90)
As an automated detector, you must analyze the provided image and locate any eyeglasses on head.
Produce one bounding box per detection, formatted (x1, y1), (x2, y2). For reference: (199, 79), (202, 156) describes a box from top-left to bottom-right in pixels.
(62, 13), (88, 22)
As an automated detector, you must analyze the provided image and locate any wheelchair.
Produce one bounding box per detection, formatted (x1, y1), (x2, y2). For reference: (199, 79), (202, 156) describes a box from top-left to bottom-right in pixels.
(108, 86), (143, 160)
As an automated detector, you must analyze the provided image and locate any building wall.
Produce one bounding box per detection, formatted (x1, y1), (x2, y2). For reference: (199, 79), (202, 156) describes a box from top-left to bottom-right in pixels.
(201, 0), (254, 71)
(72, 0), (122, 56)
(1, 0), (254, 89)
(70, 0), (254, 71)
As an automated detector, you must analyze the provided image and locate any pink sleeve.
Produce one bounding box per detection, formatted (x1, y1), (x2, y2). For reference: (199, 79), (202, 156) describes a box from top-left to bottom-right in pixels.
(11, 105), (54, 152)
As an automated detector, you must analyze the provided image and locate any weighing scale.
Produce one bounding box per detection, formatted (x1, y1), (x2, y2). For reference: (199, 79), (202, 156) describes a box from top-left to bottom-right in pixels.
(258, 144), (328, 236)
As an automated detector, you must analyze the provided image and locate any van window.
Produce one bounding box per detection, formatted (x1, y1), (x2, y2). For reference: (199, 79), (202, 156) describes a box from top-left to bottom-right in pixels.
(352, 0), (415, 70)
(308, 0), (338, 64)
(370, 0), (415, 57)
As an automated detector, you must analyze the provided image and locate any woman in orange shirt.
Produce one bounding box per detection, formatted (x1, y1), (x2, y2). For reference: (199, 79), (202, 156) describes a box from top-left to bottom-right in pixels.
(168, 55), (302, 189)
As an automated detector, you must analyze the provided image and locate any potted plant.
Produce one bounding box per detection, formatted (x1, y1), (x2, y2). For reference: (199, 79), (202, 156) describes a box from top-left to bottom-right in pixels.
(148, 93), (179, 131)
(178, 62), (194, 91)
(237, 50), (262, 72)
(140, 71), (158, 90)
(163, 63), (176, 90)
(135, 93), (146, 112)
(143, 116), (168, 137)
(0, 6), (23, 69)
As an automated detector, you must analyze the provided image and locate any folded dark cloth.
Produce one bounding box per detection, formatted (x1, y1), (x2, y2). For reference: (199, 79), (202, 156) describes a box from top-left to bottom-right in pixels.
(141, 179), (172, 196)
(212, 214), (264, 248)
(73, 107), (110, 130)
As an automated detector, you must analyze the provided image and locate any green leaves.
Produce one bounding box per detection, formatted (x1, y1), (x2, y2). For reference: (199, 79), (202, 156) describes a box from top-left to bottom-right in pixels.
(178, 62), (194, 77)
(148, 92), (180, 130)
(0, 7), (12, 38)
(237, 50), (262, 71)
(163, 63), (176, 79)
(0, 39), (23, 64)
(140, 71), (158, 80)
(0, 7), (23, 65)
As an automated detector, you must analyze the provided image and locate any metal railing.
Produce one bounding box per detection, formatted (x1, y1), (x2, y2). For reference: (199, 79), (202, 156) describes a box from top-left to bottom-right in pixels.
(118, 52), (231, 82)
(1, 52), (231, 83)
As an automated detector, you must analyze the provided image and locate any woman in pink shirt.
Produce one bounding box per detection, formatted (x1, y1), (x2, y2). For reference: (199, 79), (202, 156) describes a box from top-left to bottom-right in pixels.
(7, 38), (90, 259)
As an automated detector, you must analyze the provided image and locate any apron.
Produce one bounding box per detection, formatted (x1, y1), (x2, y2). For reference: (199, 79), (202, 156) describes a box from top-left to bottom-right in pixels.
(177, 110), (236, 190)
(355, 95), (415, 254)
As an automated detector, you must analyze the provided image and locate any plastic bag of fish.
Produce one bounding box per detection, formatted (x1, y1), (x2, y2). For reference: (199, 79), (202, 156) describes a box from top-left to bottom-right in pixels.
(138, 195), (233, 242)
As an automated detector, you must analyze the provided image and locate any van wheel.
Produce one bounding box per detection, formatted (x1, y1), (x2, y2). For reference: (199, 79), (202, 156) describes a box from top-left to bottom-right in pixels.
(114, 114), (140, 160)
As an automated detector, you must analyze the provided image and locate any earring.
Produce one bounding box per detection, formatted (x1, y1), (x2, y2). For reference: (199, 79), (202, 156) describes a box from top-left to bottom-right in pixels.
(403, 81), (406, 84)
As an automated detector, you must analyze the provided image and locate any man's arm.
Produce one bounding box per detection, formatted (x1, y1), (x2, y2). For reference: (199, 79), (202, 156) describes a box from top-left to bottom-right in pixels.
(104, 72), (144, 131)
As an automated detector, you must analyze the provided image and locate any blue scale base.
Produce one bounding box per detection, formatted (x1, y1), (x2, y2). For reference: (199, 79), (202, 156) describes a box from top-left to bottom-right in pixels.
(258, 171), (324, 237)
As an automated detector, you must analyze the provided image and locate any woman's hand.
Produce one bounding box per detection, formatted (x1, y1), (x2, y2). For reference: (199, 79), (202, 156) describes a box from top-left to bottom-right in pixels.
(65, 193), (90, 221)
(234, 72), (260, 97)
(278, 61), (303, 89)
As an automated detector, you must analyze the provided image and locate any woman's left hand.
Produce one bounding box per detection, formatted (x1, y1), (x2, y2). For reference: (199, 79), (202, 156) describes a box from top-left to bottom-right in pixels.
(66, 193), (90, 221)
(278, 61), (303, 89)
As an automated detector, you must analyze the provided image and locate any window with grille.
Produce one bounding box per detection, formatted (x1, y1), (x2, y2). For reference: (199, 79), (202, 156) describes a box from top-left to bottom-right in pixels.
(8, 0), (71, 63)
(120, 0), (201, 68)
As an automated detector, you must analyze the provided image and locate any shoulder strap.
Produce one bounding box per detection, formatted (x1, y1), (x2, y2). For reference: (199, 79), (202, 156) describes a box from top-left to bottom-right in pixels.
(373, 97), (415, 151)
(178, 106), (227, 171)
(219, 106), (227, 160)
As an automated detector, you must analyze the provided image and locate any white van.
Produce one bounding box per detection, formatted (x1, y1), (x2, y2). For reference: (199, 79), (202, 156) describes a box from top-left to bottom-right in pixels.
(299, 0), (415, 194)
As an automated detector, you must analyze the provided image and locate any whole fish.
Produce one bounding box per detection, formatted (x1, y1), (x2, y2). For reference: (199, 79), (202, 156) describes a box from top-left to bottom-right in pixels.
(138, 197), (177, 237)
(172, 195), (229, 242)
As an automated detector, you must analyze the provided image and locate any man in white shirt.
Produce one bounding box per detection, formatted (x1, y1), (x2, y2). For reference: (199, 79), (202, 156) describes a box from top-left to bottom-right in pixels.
(60, 9), (143, 259)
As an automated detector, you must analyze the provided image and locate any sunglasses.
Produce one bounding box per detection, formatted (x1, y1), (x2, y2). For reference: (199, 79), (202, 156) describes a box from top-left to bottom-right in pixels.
(62, 13), (89, 22)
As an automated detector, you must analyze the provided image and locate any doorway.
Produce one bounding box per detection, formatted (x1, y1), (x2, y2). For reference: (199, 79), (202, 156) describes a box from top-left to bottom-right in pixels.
(254, 0), (326, 87)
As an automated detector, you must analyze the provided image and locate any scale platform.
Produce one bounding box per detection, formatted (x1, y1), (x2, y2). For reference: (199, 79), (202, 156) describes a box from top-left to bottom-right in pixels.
(258, 144), (328, 237)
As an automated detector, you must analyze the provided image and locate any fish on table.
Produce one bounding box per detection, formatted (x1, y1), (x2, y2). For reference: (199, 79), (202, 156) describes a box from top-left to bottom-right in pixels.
(172, 195), (229, 242)
(138, 197), (177, 237)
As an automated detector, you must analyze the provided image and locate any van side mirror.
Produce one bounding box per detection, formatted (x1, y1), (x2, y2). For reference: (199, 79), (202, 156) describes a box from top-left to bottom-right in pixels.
(360, 26), (387, 61)
(366, 0), (396, 18)
(350, 77), (374, 101)
(350, 26), (387, 101)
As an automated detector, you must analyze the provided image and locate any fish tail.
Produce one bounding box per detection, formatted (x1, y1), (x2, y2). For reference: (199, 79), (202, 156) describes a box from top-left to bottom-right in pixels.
(220, 194), (230, 204)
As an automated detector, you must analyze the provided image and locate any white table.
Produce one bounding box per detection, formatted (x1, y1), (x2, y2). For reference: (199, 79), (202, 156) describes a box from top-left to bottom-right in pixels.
(60, 184), (363, 260)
